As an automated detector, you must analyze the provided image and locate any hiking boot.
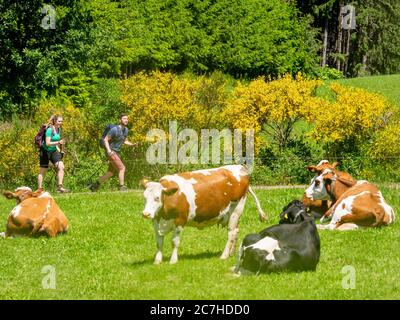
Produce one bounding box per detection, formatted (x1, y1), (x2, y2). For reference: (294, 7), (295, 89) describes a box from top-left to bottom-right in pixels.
(88, 181), (101, 192)
(56, 185), (70, 193)
(119, 185), (128, 192)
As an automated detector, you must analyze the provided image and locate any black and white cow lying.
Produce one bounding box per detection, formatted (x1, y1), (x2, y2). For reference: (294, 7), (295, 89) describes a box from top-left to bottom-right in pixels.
(234, 200), (320, 275)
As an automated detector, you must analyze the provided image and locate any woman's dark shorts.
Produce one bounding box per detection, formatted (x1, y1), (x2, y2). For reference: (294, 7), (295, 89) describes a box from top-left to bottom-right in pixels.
(39, 148), (63, 168)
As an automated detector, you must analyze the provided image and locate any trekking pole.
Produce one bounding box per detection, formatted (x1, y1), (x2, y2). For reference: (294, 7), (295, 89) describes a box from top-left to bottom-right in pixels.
(86, 161), (106, 186)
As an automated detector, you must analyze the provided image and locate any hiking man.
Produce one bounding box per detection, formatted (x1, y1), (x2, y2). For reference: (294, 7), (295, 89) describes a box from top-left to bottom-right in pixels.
(89, 113), (136, 192)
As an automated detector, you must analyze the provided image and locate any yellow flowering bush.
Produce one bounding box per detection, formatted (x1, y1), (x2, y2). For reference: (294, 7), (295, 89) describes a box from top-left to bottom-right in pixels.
(306, 83), (392, 144)
(369, 122), (400, 161)
(120, 71), (227, 141)
(0, 126), (37, 184)
(222, 74), (322, 151)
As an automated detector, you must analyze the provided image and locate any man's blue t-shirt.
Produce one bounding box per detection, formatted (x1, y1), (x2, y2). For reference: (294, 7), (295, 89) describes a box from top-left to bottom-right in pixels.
(107, 126), (128, 152)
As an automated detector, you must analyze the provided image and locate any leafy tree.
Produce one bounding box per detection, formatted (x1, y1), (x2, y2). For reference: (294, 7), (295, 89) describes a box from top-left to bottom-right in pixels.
(349, 0), (400, 75)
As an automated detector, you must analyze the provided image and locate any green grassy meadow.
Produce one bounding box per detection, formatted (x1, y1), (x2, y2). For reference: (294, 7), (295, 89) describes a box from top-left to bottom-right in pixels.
(0, 188), (399, 300)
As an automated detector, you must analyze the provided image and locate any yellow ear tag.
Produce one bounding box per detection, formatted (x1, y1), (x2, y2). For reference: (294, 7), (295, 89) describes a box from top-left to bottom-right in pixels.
(284, 214), (288, 219)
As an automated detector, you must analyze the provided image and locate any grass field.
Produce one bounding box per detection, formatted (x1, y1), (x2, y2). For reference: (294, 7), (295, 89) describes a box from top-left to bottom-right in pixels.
(0, 188), (399, 300)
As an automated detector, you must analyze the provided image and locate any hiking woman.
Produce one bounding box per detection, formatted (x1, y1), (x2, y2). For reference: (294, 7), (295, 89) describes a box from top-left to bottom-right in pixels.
(37, 114), (70, 193)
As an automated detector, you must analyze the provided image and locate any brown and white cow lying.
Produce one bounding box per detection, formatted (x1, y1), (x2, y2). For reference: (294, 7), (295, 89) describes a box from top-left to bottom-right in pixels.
(302, 160), (353, 218)
(1, 187), (69, 238)
(304, 160), (395, 230)
(142, 165), (267, 264)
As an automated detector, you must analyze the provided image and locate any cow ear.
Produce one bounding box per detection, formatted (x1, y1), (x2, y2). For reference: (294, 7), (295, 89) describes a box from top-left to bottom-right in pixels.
(332, 162), (339, 169)
(162, 187), (178, 196)
(2, 191), (16, 199)
(140, 178), (150, 188)
(307, 165), (317, 172)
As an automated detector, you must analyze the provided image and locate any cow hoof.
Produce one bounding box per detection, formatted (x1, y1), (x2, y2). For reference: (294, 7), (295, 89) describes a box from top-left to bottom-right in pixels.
(169, 260), (178, 264)
(230, 266), (240, 273)
(231, 271), (241, 278)
(154, 260), (162, 265)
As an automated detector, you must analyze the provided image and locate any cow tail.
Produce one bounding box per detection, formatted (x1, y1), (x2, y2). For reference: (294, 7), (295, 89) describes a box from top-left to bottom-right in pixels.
(248, 186), (267, 222)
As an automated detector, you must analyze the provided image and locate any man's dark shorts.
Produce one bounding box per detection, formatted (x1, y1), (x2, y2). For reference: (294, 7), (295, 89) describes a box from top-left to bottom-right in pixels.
(39, 148), (63, 168)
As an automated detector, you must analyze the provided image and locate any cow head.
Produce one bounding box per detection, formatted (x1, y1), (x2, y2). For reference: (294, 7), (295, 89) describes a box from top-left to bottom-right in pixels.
(3, 186), (34, 204)
(304, 167), (336, 201)
(142, 180), (178, 219)
(279, 200), (309, 224)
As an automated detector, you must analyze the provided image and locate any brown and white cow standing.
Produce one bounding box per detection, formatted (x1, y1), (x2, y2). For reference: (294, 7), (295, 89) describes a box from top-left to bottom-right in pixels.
(304, 160), (395, 230)
(1, 187), (69, 238)
(142, 165), (267, 264)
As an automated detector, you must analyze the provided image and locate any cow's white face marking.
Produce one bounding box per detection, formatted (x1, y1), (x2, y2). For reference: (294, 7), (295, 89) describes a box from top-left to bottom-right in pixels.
(246, 236), (281, 261)
(305, 169), (332, 201)
(15, 186), (32, 193)
(14, 186), (32, 204)
(143, 182), (164, 219)
(316, 160), (329, 167)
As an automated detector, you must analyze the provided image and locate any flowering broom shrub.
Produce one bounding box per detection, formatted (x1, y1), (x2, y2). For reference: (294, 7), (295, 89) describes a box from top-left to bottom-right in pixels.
(222, 74), (323, 152)
(306, 83), (392, 145)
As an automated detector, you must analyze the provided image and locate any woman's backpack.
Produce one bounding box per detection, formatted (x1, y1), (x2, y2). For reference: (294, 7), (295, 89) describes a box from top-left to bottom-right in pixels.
(34, 125), (48, 149)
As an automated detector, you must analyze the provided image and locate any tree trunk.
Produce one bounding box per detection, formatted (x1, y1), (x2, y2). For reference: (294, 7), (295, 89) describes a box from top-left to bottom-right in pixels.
(321, 19), (328, 67)
(336, 0), (344, 71)
(360, 54), (368, 75)
(343, 28), (351, 75)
